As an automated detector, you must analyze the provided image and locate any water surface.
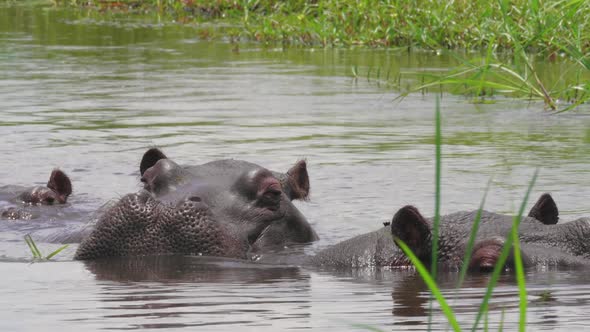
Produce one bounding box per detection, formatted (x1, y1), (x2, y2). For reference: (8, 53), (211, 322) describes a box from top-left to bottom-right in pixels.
(1, 2), (590, 331)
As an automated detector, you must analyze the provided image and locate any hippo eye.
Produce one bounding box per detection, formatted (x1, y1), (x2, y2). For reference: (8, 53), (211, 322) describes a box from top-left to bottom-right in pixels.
(44, 196), (55, 205)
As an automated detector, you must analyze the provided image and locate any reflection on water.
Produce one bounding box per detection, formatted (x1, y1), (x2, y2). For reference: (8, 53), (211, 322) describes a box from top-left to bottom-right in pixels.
(89, 257), (313, 330)
(2, 260), (590, 331)
(1, 2), (590, 331)
(85, 255), (306, 283)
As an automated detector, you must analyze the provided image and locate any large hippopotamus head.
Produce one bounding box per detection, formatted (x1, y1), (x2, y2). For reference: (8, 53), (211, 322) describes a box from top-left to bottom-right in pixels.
(75, 148), (318, 260)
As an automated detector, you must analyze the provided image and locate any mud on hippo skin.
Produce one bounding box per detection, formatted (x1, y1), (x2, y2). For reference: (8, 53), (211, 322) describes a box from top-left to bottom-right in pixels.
(309, 193), (590, 272)
(75, 148), (318, 260)
(1, 169), (72, 220)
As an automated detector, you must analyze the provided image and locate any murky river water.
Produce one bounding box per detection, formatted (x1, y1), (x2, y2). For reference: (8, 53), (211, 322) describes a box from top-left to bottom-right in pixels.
(1, 2), (590, 331)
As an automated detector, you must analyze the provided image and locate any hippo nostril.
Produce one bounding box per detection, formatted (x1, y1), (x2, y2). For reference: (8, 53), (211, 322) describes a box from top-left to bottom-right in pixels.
(140, 177), (147, 183)
(188, 196), (202, 202)
(479, 264), (495, 273)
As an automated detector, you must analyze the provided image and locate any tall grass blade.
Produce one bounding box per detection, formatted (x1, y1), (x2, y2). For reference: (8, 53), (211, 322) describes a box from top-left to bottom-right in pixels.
(471, 169), (538, 331)
(351, 66), (358, 78)
(456, 178), (493, 289)
(475, 38), (497, 99)
(395, 239), (462, 332)
(511, 217), (528, 332)
(429, 96), (443, 330)
(496, 0), (555, 109)
(431, 96), (442, 278)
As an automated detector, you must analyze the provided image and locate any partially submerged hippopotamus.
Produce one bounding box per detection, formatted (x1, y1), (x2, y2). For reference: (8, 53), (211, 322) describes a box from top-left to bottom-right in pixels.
(1, 169), (72, 220)
(75, 148), (318, 260)
(309, 193), (590, 271)
(74, 149), (590, 273)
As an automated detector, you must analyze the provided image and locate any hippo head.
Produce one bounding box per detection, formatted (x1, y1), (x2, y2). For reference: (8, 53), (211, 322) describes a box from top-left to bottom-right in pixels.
(18, 169), (72, 205)
(75, 148), (318, 260)
(390, 193), (560, 272)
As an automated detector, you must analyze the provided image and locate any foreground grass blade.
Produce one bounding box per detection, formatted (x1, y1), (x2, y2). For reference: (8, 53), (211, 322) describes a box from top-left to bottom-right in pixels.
(428, 96), (443, 330)
(471, 169), (538, 331)
(395, 239), (462, 332)
(456, 178), (493, 289)
(511, 217), (528, 332)
(431, 96), (442, 278)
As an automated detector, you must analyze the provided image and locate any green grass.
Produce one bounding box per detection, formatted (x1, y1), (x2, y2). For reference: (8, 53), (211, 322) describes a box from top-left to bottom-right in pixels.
(395, 239), (462, 331)
(391, 101), (536, 331)
(431, 97), (442, 277)
(54, 0), (590, 52)
(52, 0), (590, 111)
(470, 170), (537, 331)
(396, 0), (590, 111)
(24, 234), (69, 261)
(455, 178), (492, 289)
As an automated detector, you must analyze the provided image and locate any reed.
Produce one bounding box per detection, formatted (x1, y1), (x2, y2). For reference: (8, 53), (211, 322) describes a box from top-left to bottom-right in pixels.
(24, 234), (69, 261)
(56, 0), (590, 52)
(56, 0), (590, 111)
(398, 0), (589, 110)
(391, 101), (536, 331)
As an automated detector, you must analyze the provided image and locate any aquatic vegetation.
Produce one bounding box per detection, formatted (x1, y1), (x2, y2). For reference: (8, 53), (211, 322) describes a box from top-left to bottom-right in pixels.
(392, 100), (532, 331)
(56, 0), (590, 52)
(396, 48), (571, 110)
(24, 234), (68, 261)
(397, 0), (590, 111)
(53, 0), (590, 110)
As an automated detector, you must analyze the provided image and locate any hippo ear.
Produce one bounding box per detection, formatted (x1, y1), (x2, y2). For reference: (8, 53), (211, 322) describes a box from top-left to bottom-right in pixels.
(390, 205), (431, 259)
(140, 148), (168, 176)
(47, 169), (72, 199)
(285, 160), (310, 201)
(528, 193), (558, 225)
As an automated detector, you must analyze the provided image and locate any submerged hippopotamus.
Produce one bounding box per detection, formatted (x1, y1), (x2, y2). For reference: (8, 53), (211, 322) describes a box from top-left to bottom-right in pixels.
(309, 193), (590, 271)
(74, 148), (590, 273)
(75, 148), (318, 260)
(1, 169), (72, 220)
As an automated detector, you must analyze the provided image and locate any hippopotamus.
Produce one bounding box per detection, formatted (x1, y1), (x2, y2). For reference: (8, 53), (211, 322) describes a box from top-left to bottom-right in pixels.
(73, 148), (590, 273)
(308, 193), (590, 271)
(1, 169), (72, 220)
(75, 148), (318, 260)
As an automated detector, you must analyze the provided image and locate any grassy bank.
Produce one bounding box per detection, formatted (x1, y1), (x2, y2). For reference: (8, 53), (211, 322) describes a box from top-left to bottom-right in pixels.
(57, 0), (589, 51)
(52, 0), (590, 111)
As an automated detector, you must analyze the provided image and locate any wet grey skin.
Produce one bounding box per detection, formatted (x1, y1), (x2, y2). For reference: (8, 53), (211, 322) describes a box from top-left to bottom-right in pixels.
(308, 193), (590, 272)
(74, 149), (590, 273)
(75, 148), (318, 260)
(0, 169), (72, 220)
